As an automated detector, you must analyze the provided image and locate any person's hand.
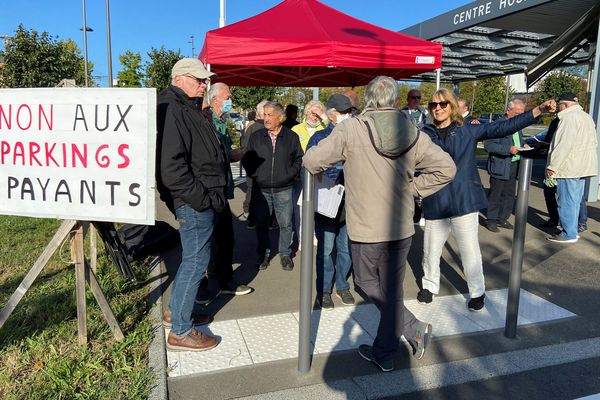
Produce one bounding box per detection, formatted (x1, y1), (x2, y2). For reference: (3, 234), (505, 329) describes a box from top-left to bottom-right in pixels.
(231, 148), (245, 162)
(510, 146), (520, 155)
(545, 168), (555, 178)
(539, 100), (557, 113)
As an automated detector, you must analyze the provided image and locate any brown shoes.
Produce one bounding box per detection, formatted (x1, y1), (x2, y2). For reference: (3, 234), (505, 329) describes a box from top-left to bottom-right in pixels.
(162, 309), (212, 329)
(167, 329), (219, 352)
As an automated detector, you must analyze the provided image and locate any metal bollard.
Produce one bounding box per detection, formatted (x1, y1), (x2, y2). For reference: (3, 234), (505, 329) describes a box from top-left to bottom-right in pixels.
(298, 169), (315, 372)
(505, 157), (533, 339)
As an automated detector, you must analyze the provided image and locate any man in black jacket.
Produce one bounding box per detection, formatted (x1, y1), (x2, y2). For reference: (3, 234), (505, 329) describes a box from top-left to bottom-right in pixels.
(242, 101), (303, 271)
(156, 58), (226, 352)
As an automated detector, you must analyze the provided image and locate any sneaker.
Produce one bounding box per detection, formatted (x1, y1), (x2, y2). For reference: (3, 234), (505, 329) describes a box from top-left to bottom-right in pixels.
(247, 222), (256, 230)
(257, 256), (270, 270)
(358, 344), (394, 372)
(546, 234), (578, 243)
(162, 309), (212, 329)
(409, 321), (432, 360)
(498, 220), (514, 229)
(167, 328), (219, 352)
(317, 292), (334, 310)
(220, 280), (253, 296)
(280, 255), (294, 271)
(484, 221), (500, 232)
(336, 289), (355, 305)
(468, 294), (485, 311)
(578, 225), (588, 233)
(417, 289), (434, 304)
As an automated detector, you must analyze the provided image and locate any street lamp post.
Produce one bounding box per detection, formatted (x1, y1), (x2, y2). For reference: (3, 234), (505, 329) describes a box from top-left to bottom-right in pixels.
(220, 0), (226, 27)
(81, 0), (92, 87)
(105, 0), (113, 87)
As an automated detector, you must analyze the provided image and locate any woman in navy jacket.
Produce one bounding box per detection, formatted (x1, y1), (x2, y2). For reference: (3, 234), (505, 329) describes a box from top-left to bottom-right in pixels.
(417, 88), (555, 311)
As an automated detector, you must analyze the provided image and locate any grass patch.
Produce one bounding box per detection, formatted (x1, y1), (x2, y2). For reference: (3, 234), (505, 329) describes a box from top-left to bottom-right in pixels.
(0, 216), (154, 400)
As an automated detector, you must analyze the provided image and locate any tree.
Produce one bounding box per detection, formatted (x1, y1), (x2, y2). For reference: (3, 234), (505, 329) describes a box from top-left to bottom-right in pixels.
(533, 70), (587, 109)
(0, 24), (91, 88)
(231, 86), (279, 112)
(276, 87), (312, 114)
(144, 47), (182, 92)
(117, 50), (143, 87)
(472, 76), (508, 116)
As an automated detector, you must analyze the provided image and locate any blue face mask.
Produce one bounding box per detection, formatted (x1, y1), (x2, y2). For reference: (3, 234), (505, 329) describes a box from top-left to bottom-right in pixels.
(221, 99), (232, 114)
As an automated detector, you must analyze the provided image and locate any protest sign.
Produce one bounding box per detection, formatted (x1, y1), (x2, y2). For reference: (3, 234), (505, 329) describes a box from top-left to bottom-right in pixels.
(0, 88), (156, 224)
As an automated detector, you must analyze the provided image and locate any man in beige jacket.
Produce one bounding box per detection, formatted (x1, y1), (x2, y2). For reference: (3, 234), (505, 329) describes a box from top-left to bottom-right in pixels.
(546, 92), (598, 243)
(303, 76), (456, 372)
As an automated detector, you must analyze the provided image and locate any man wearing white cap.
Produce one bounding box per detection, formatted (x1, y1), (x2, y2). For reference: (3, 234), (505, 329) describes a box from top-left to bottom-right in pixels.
(156, 58), (226, 351)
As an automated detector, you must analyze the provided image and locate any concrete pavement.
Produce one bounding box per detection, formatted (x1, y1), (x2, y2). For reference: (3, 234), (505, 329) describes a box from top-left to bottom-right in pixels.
(152, 159), (600, 400)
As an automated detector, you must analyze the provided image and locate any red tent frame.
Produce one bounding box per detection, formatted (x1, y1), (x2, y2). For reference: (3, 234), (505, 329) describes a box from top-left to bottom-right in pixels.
(199, 0), (442, 87)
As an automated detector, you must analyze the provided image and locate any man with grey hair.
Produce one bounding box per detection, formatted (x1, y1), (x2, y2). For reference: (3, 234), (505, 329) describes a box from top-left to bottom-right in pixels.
(156, 58), (225, 351)
(546, 92), (598, 243)
(242, 101), (303, 270)
(196, 82), (252, 300)
(304, 76), (456, 372)
(483, 98), (529, 232)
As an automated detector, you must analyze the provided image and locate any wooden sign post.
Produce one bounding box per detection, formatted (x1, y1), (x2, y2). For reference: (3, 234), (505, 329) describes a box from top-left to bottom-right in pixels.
(0, 219), (124, 345)
(0, 88), (156, 345)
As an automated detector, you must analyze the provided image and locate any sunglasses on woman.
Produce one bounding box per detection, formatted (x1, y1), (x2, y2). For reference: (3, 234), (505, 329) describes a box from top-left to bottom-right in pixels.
(428, 101), (449, 109)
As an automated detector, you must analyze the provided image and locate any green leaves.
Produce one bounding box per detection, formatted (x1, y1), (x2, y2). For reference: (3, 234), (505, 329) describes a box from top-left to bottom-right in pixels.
(533, 70), (587, 108)
(0, 25), (92, 88)
(143, 47), (182, 92)
(117, 50), (143, 88)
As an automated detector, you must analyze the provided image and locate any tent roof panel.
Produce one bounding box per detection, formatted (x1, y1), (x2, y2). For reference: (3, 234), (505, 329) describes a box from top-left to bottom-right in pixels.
(199, 0), (442, 86)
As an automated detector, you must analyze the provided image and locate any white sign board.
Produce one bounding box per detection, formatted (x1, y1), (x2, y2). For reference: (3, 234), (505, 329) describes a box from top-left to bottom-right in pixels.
(0, 88), (156, 225)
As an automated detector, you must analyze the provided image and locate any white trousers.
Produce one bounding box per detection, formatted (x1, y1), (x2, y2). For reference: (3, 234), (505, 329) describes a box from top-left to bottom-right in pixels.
(421, 212), (485, 298)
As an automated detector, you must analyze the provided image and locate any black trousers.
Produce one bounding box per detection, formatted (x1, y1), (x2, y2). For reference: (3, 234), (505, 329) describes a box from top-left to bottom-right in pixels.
(207, 202), (234, 287)
(351, 238), (420, 361)
(487, 161), (518, 223)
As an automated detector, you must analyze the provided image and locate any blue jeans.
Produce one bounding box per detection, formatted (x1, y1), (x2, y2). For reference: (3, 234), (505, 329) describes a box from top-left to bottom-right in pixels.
(169, 205), (216, 336)
(543, 185), (587, 228)
(315, 217), (352, 293)
(253, 187), (293, 257)
(556, 178), (585, 240)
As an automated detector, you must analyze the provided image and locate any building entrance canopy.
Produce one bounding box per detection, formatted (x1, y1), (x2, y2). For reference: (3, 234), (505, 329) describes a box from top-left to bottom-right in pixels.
(401, 0), (599, 85)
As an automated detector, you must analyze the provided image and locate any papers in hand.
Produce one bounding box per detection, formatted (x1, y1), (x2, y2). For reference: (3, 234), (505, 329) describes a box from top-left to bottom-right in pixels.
(316, 183), (344, 218)
(298, 176), (345, 219)
(518, 147), (534, 151)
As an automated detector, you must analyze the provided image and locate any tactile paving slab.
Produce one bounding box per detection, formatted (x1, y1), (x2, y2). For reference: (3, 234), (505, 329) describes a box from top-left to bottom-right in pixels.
(166, 289), (576, 377)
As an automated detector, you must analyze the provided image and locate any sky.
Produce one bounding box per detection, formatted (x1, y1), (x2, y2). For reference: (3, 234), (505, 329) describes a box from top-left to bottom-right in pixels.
(0, 0), (472, 87)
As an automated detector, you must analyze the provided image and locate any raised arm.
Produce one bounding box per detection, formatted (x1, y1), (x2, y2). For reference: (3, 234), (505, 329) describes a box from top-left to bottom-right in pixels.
(303, 124), (348, 174)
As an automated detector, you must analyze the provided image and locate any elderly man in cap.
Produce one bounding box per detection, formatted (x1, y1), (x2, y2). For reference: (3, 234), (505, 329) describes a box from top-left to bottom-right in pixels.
(306, 94), (355, 310)
(156, 58), (226, 351)
(545, 92), (598, 243)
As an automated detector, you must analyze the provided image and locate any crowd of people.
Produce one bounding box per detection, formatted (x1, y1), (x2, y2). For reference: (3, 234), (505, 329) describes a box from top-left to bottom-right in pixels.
(155, 58), (597, 371)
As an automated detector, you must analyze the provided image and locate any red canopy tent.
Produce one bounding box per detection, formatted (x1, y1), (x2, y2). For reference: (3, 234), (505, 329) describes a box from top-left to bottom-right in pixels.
(198, 0), (442, 87)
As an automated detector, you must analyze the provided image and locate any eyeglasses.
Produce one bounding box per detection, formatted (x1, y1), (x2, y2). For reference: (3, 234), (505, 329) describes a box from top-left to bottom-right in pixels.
(428, 101), (449, 109)
(409, 96), (421, 100)
(185, 75), (210, 85)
